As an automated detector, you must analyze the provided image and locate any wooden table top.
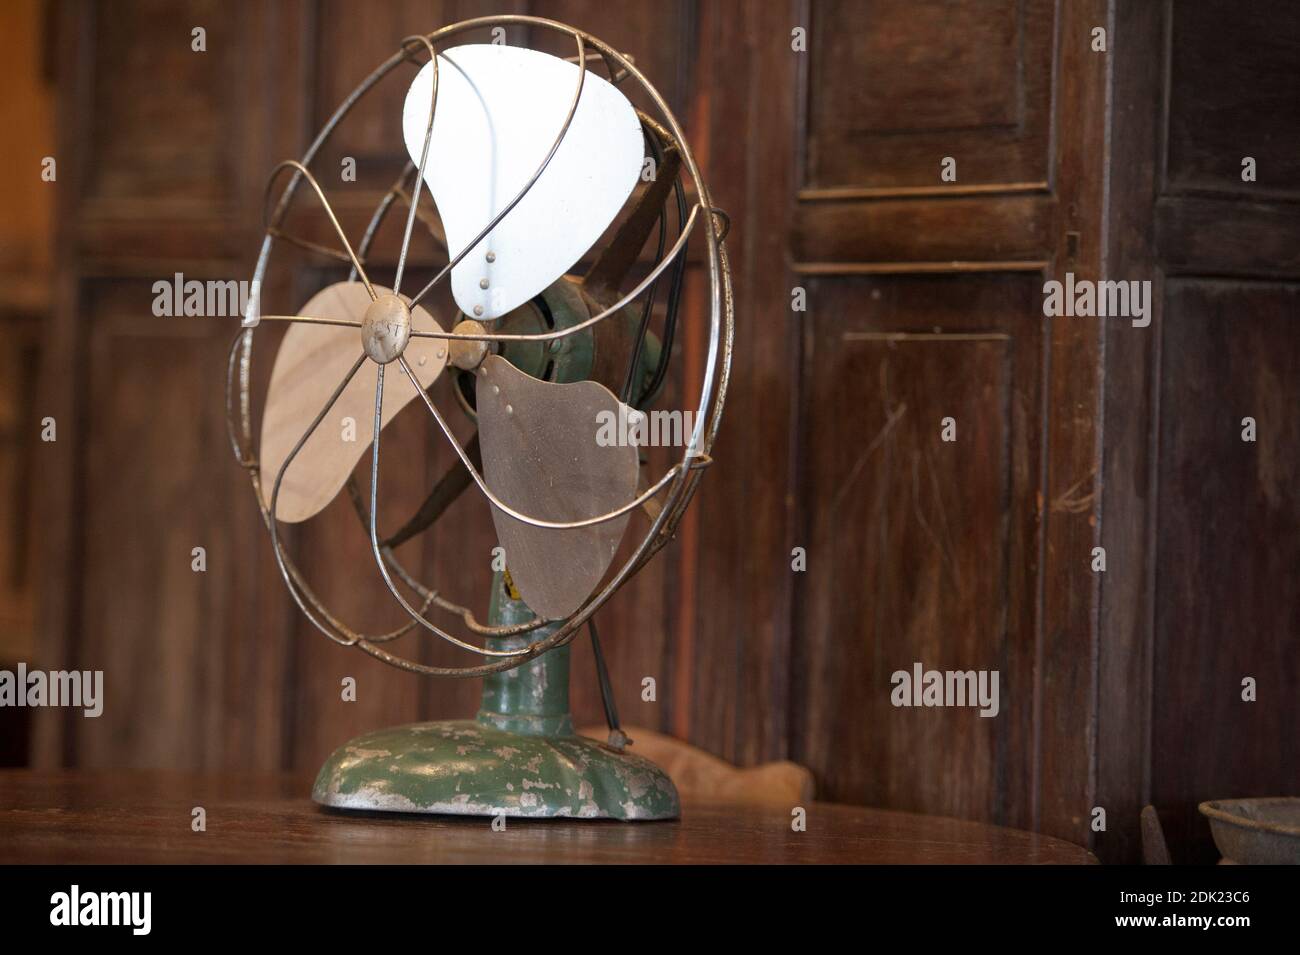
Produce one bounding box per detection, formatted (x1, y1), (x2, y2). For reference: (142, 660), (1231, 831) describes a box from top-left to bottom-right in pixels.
(0, 770), (1096, 864)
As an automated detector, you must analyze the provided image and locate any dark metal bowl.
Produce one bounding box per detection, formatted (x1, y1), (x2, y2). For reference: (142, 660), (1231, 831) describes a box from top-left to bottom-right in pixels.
(1199, 798), (1300, 865)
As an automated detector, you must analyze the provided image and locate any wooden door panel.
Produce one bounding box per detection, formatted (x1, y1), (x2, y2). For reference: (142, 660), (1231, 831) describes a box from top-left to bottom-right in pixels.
(1152, 279), (1300, 861)
(805, 0), (1055, 194)
(793, 273), (1043, 824)
(1166, 1), (1300, 199)
(1122, 0), (1300, 863)
(787, 0), (1108, 844)
(85, 0), (239, 207)
(72, 280), (251, 768)
(795, 193), (1052, 268)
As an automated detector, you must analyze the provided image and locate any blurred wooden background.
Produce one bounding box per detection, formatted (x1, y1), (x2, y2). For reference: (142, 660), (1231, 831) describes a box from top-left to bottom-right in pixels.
(1, 0), (1295, 863)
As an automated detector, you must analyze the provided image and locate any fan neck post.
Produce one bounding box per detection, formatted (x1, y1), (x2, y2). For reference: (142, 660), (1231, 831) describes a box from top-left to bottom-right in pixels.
(476, 571), (573, 737)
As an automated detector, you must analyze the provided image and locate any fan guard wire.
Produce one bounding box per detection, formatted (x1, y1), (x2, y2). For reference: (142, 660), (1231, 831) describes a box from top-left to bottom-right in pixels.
(226, 15), (732, 677)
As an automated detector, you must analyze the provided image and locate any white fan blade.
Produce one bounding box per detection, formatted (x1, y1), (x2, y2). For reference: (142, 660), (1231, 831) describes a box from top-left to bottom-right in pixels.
(259, 281), (447, 523)
(475, 355), (639, 620)
(402, 44), (643, 321)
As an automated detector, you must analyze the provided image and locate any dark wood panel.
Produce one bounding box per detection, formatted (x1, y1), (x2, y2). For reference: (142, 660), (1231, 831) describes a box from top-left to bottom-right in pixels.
(1165, 0), (1300, 200)
(804, 0), (1055, 191)
(73, 228), (246, 276)
(1095, 0), (1300, 864)
(684, 0), (801, 765)
(794, 193), (1052, 267)
(1152, 279), (1300, 863)
(70, 281), (252, 768)
(792, 274), (1043, 825)
(1093, 0), (1164, 865)
(1149, 3), (1300, 853)
(73, 0), (302, 268)
(85, 0), (239, 206)
(1156, 196), (1300, 280)
(0, 320), (41, 656)
(31, 0), (95, 768)
(0, 0), (55, 276)
(1032, 0), (1108, 850)
(816, 0), (1020, 131)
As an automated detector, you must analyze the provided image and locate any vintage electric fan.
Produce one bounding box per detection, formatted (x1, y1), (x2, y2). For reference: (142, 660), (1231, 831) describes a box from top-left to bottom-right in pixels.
(226, 16), (732, 820)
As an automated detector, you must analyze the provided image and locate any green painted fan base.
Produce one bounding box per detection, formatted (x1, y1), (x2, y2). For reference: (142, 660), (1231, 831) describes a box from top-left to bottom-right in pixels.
(312, 575), (680, 820)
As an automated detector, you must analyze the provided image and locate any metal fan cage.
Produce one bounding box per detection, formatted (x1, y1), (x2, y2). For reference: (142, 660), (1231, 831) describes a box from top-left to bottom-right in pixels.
(226, 14), (733, 678)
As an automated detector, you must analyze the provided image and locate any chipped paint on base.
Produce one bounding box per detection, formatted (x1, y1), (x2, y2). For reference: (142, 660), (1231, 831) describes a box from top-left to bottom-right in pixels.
(313, 720), (680, 820)
(314, 572), (678, 821)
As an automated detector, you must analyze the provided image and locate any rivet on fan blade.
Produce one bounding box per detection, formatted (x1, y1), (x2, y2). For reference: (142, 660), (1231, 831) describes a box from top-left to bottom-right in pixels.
(486, 251), (496, 263)
(473, 305), (484, 316)
(479, 278), (490, 289)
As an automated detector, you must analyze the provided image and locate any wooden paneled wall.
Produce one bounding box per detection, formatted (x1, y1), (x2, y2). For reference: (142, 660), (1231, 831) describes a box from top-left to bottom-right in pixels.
(0, 0), (56, 766)
(1098, 0), (1300, 864)
(788, 0), (1099, 847)
(26, 0), (1298, 863)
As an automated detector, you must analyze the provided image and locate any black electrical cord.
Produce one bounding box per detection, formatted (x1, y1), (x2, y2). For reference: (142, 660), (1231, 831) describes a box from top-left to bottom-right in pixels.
(619, 126), (670, 404)
(589, 616), (628, 749)
(637, 168), (689, 408)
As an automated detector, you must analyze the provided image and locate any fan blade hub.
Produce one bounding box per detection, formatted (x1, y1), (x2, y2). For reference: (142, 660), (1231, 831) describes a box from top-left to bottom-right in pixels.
(449, 319), (489, 370)
(361, 293), (412, 364)
(259, 281), (447, 523)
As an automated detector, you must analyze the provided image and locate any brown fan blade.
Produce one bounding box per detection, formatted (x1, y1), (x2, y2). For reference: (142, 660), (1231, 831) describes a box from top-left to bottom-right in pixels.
(581, 133), (681, 304)
(475, 354), (639, 620)
(259, 281), (447, 523)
